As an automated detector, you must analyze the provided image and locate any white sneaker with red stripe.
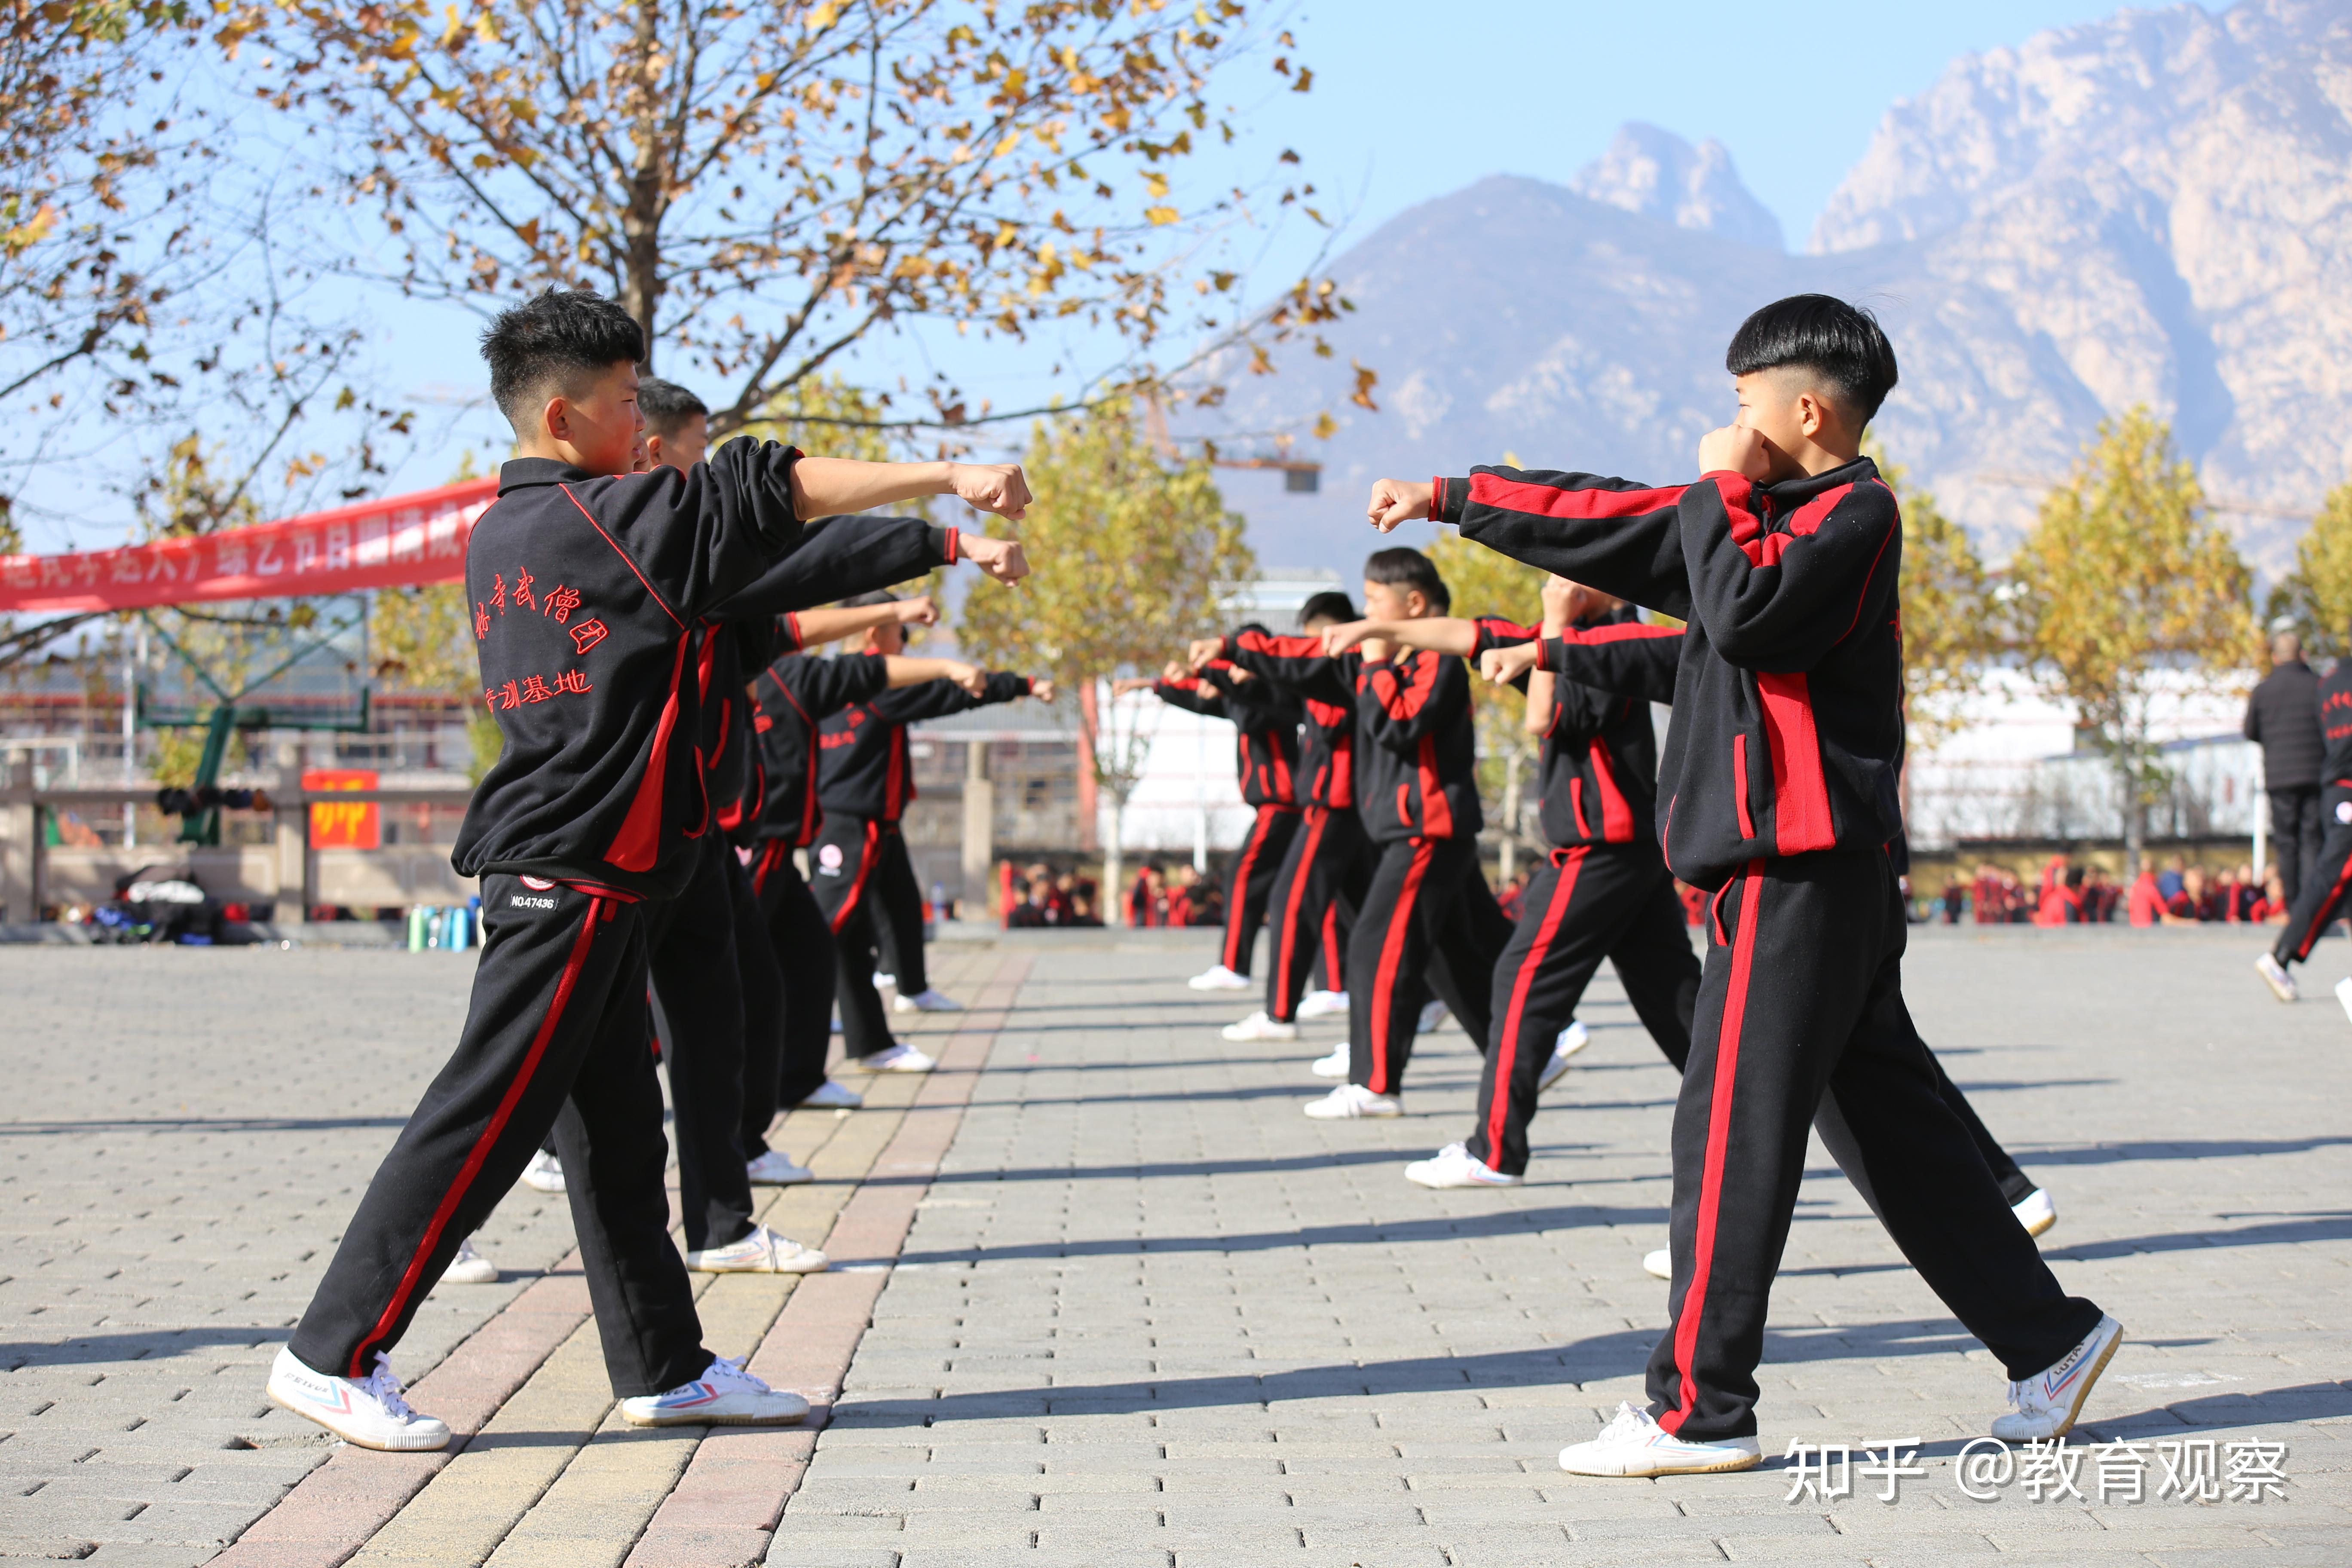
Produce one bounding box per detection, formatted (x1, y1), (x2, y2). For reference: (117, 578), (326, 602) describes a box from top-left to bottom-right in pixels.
(1991, 1314), (2124, 1441)
(619, 1355), (809, 1427)
(745, 1149), (814, 1185)
(1296, 989), (1348, 1019)
(2255, 952), (2297, 1002)
(1188, 964), (1252, 991)
(1222, 1010), (1298, 1042)
(520, 1149), (565, 1194)
(1557, 1402), (1762, 1477)
(267, 1348), (451, 1452)
(438, 1235), (498, 1285)
(2012, 1188), (2057, 1237)
(1404, 1143), (1520, 1188)
(1309, 1041), (1350, 1079)
(1303, 1083), (1400, 1119)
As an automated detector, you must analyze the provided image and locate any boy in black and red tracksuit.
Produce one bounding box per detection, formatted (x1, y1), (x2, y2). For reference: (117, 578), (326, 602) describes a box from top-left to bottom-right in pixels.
(1203, 548), (1508, 1116)
(740, 592), (993, 1118)
(1372, 294), (2116, 1474)
(1212, 592), (1375, 1041)
(1133, 661), (1303, 988)
(2257, 650), (2352, 1001)
(269, 288), (1038, 1450)
(812, 602), (1045, 1065)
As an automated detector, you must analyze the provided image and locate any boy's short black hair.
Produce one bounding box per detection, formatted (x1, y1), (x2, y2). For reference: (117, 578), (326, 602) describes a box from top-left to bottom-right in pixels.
(1296, 590), (1357, 628)
(841, 590), (898, 609)
(637, 376), (709, 439)
(1363, 547), (1449, 612)
(1725, 294), (1899, 424)
(479, 288), (645, 433)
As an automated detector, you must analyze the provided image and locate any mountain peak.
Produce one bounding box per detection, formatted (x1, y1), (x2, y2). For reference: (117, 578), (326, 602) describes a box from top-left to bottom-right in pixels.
(1568, 122), (1785, 251)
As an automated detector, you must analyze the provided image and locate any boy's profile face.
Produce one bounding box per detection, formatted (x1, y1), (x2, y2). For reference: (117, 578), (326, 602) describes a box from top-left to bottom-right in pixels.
(532, 360), (643, 476)
(1360, 579), (1430, 622)
(1732, 368), (1851, 483)
(862, 620), (906, 657)
(645, 413), (710, 470)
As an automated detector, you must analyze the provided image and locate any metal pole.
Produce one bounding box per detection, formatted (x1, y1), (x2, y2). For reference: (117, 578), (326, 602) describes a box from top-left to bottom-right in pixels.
(122, 628), (140, 848)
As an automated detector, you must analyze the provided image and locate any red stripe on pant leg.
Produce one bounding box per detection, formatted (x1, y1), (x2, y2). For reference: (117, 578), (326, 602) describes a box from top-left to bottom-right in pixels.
(1663, 858), (1764, 1436)
(1484, 848), (1584, 1160)
(2292, 848), (2352, 960)
(352, 895), (607, 1377)
(1273, 808), (1327, 1019)
(1322, 902), (1343, 984)
(1225, 807), (1274, 971)
(1367, 840), (1434, 1096)
(827, 822), (880, 935)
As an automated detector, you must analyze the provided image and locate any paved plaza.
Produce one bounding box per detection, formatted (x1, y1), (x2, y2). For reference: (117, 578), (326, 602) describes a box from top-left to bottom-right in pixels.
(3, 922), (2348, 1565)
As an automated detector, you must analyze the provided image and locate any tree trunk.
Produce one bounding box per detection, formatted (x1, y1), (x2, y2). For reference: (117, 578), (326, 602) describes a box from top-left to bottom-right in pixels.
(619, 0), (669, 366)
(2119, 745), (2146, 885)
(1104, 791), (1126, 927)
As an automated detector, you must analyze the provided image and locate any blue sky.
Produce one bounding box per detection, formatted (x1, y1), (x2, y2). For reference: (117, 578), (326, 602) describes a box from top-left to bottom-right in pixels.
(20, 0), (2223, 547)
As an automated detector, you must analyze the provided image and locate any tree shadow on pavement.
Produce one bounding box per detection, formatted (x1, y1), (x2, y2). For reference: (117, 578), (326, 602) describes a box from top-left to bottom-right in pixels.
(2, 1326), (293, 1370)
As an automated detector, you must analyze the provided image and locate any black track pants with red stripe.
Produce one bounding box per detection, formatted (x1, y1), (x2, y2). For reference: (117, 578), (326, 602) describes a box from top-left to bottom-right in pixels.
(1348, 836), (1507, 1096)
(1645, 852), (2103, 1442)
(722, 848), (790, 1158)
(1468, 846), (1699, 1175)
(751, 843), (837, 1113)
(2273, 785), (2352, 966)
(290, 876), (707, 1397)
(1263, 805), (1371, 1021)
(809, 815), (925, 1057)
(643, 836), (762, 1253)
(1219, 805), (1302, 975)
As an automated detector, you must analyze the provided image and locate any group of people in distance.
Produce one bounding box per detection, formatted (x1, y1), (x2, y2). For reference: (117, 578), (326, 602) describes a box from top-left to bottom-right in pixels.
(264, 285), (2125, 1487)
(1143, 294), (2125, 1476)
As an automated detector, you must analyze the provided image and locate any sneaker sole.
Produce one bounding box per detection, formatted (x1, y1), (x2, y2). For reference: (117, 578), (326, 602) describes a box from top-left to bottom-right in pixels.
(686, 1256), (830, 1274)
(622, 1403), (812, 1427)
(2256, 958), (2298, 1002)
(439, 1267), (500, 1285)
(1405, 1170), (1519, 1189)
(266, 1387), (450, 1452)
(1562, 1445), (1762, 1478)
(1304, 1105), (1401, 1120)
(1538, 1058), (1574, 1092)
(747, 1174), (816, 1186)
(2019, 1208), (2057, 1239)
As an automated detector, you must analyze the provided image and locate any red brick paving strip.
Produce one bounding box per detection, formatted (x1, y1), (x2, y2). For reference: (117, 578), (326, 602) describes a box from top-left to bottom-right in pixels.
(208, 1268), (592, 1568)
(619, 951), (1033, 1568)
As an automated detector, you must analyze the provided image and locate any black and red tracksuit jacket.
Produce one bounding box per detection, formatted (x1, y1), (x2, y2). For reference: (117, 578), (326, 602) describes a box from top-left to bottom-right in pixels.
(452, 444), (804, 900)
(1213, 627), (1355, 808)
(749, 648), (891, 851)
(817, 673), (1034, 823)
(1436, 454), (1902, 890)
(699, 514), (964, 845)
(1472, 611), (1681, 851)
(2317, 658), (2352, 785)
(1150, 664), (1302, 807)
(1217, 628), (1480, 842)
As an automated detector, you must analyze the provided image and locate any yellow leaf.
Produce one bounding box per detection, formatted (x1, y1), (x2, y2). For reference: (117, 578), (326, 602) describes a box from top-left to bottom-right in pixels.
(1144, 205), (1178, 226)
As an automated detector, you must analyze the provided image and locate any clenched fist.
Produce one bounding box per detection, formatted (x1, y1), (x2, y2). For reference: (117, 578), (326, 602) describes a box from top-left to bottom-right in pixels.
(894, 595), (941, 627)
(962, 533), (1029, 584)
(1366, 477), (1434, 534)
(1479, 642), (1542, 686)
(948, 463), (1033, 521)
(1696, 426), (1773, 481)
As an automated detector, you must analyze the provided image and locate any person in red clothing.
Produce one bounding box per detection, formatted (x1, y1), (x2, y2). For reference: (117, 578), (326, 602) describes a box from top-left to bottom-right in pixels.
(1115, 658), (1303, 991)
(1367, 293), (2113, 1476)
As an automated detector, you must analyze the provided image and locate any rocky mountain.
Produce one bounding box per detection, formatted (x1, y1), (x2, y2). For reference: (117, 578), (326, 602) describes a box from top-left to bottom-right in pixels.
(1195, 0), (2352, 576)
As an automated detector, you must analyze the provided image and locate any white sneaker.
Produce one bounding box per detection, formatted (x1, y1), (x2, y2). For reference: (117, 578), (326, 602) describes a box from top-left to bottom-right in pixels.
(897, 987), (963, 1012)
(745, 1149), (815, 1185)
(873, 972), (895, 990)
(2337, 976), (2352, 1025)
(1222, 1010), (1299, 1042)
(1303, 1082), (1401, 1119)
(849, 1042), (935, 1073)
(796, 1079), (864, 1110)
(1309, 1041), (1350, 1079)
(1188, 964), (1252, 991)
(439, 1235), (498, 1285)
(1404, 1142), (1520, 1188)
(1991, 1315), (2125, 1441)
(684, 1225), (829, 1274)
(1540, 1019), (1591, 1091)
(267, 1348), (451, 1452)
(2255, 952), (2298, 1002)
(521, 1149), (566, 1194)
(1559, 1402), (1761, 1477)
(2012, 1188), (2057, 1238)
(1296, 988), (1348, 1019)
(1417, 1000), (1449, 1034)
(620, 1355), (810, 1427)
(1642, 1248), (1672, 1280)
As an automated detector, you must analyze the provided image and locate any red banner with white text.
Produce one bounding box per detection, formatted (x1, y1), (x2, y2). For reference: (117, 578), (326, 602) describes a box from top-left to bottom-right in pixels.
(0, 477), (501, 614)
